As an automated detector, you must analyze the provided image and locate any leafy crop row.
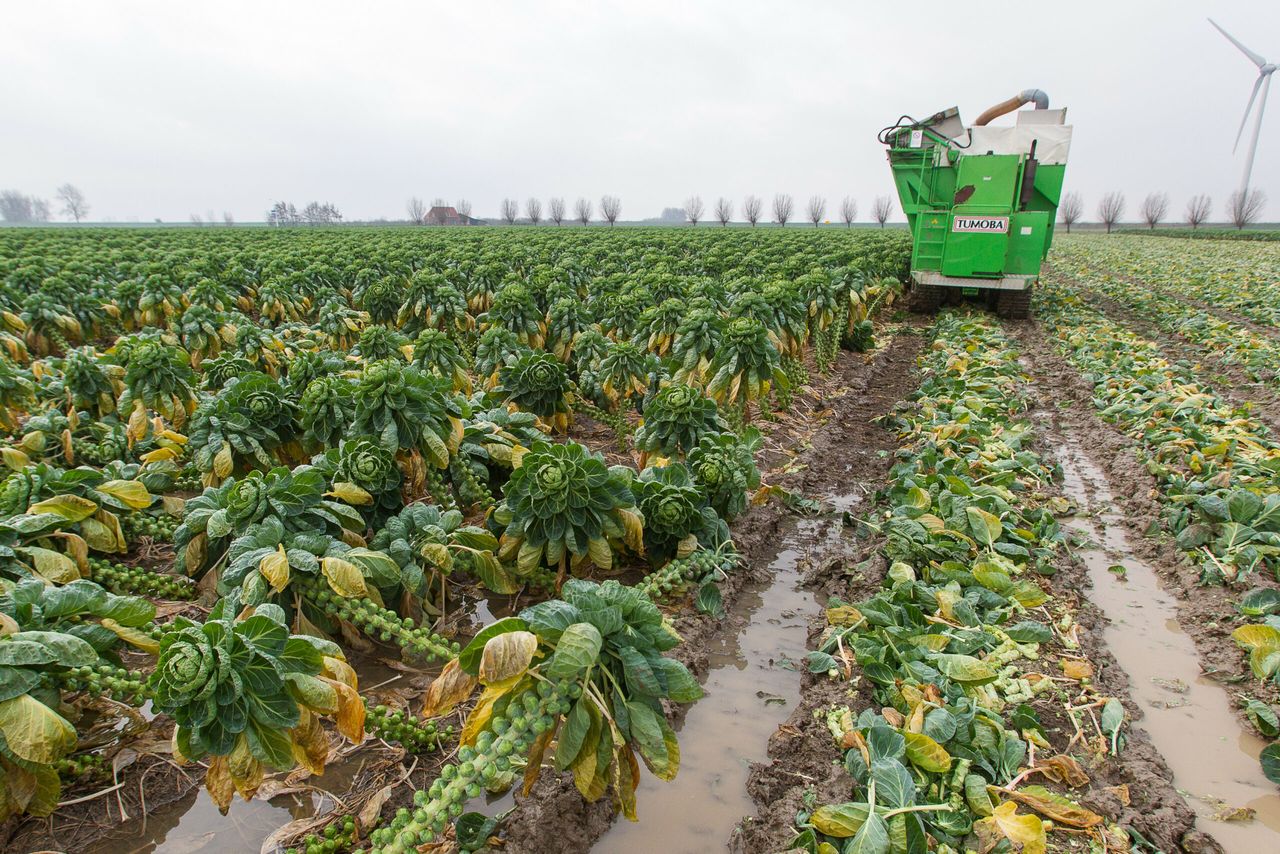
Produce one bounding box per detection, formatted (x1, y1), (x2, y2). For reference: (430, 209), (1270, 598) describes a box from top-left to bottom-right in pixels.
(793, 313), (1123, 853)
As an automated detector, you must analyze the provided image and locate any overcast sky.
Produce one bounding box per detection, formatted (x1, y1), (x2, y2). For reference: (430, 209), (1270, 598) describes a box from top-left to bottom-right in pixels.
(4, 1), (1277, 223)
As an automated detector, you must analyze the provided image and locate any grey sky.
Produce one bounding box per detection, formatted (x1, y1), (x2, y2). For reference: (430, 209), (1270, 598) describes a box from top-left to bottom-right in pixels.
(4, 1), (1277, 222)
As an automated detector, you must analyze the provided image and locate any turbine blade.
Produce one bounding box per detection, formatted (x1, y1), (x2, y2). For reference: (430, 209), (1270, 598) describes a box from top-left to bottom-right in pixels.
(1235, 73), (1266, 152)
(1209, 18), (1267, 68)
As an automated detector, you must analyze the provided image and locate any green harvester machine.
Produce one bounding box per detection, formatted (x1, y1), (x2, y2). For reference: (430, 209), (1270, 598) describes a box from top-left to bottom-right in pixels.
(882, 89), (1072, 318)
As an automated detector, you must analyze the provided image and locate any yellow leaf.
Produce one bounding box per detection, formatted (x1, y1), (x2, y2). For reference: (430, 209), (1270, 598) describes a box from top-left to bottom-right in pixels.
(321, 556), (368, 598)
(205, 755), (236, 814)
(259, 546), (290, 592)
(903, 731), (952, 773)
(0, 612), (18, 636)
(421, 658), (479, 719)
(93, 509), (128, 553)
(140, 446), (178, 464)
(999, 785), (1103, 827)
(478, 631), (538, 686)
(0, 694), (76, 764)
(326, 482), (373, 506)
(227, 733), (264, 801)
(162, 495), (186, 517)
(101, 618), (161, 654)
(96, 479), (153, 510)
(28, 494), (99, 523)
(25, 546), (80, 584)
(0, 446), (30, 470)
(974, 801), (1047, 854)
(213, 444), (234, 479)
(461, 679), (525, 747)
(1060, 659), (1094, 681)
(290, 709), (331, 775)
(1232, 623), (1280, 652)
(320, 676), (366, 743)
(322, 655), (358, 690)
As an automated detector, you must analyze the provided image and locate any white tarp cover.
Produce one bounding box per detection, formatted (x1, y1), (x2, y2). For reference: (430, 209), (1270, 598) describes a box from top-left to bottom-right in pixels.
(963, 125), (1072, 165)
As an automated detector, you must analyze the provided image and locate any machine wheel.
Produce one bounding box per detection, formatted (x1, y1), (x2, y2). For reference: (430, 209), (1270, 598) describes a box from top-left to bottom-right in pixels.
(995, 288), (1032, 320)
(907, 283), (942, 314)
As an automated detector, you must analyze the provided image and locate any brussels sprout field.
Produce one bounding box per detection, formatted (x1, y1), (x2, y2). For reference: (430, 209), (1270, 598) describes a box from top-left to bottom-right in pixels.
(1, 227), (1279, 854)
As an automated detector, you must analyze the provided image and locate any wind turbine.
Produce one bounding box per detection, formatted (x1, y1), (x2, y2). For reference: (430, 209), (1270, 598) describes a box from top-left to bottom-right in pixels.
(1209, 19), (1275, 195)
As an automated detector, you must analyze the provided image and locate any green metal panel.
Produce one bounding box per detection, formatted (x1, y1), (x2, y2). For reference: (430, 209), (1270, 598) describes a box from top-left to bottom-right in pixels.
(1005, 212), (1051, 274)
(942, 215), (1009, 277)
(952, 155), (1020, 209)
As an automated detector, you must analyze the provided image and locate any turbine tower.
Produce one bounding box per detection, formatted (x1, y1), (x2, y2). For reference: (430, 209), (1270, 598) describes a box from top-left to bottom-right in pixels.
(1209, 19), (1275, 195)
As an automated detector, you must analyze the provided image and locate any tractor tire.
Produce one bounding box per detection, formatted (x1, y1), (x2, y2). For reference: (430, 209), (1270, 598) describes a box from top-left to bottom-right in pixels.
(907, 283), (942, 314)
(996, 288), (1032, 320)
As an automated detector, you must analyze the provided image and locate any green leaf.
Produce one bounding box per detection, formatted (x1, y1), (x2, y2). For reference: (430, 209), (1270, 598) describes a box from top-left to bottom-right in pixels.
(933, 653), (998, 686)
(554, 698), (593, 772)
(7, 631), (98, 667)
(1261, 742), (1280, 785)
(845, 810), (890, 854)
(546, 623), (603, 679)
(1004, 621), (1052, 643)
(965, 506), (1002, 547)
(651, 658), (702, 703)
(870, 759), (915, 808)
(28, 494), (99, 523)
(1243, 698), (1280, 738)
(247, 717), (296, 770)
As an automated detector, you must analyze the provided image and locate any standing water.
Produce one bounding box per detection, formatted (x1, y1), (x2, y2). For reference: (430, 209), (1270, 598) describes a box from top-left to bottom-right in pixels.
(1057, 441), (1280, 852)
(594, 504), (851, 853)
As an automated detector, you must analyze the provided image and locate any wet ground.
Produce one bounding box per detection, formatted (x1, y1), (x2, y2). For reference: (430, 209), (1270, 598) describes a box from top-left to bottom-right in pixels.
(1057, 438), (1280, 851)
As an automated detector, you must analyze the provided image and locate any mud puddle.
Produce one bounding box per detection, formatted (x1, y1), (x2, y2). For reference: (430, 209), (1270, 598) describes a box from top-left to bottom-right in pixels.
(1057, 439), (1280, 851)
(592, 503), (851, 854)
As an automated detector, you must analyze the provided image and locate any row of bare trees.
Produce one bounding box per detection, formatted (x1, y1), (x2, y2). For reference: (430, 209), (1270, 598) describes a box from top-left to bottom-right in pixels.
(491, 196), (622, 226)
(1059, 189), (1269, 233)
(683, 194), (895, 227)
(0, 184), (89, 223)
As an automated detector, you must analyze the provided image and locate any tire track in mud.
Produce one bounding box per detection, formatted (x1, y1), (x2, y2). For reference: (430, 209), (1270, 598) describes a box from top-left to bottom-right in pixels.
(729, 326), (928, 854)
(1013, 317), (1280, 852)
(501, 328), (928, 854)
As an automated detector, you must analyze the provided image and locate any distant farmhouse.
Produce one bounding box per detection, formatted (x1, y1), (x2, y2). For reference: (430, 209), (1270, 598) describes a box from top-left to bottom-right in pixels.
(425, 206), (484, 226)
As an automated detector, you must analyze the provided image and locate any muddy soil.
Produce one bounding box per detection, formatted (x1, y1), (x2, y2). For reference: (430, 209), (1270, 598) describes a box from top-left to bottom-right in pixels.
(1011, 318), (1280, 701)
(728, 326), (928, 854)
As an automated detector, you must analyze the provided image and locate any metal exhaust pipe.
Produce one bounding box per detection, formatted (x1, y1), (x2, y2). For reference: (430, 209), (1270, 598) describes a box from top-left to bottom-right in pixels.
(975, 89), (1050, 126)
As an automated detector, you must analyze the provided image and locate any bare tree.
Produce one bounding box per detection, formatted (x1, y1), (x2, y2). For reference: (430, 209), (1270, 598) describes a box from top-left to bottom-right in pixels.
(840, 196), (857, 227)
(1185, 194), (1212, 229)
(600, 195), (621, 226)
(222, 211), (235, 226)
(0, 191), (34, 222)
(406, 197), (426, 223)
(575, 198), (593, 225)
(683, 195), (704, 226)
(743, 195), (762, 226)
(500, 198), (519, 225)
(873, 195), (893, 227)
(56, 183), (89, 222)
(772, 193), (794, 226)
(714, 197), (733, 226)
(1140, 192), (1169, 230)
(1228, 189), (1267, 230)
(456, 199), (472, 220)
(189, 213), (204, 226)
(1059, 192), (1083, 232)
(519, 198), (540, 225)
(431, 197), (448, 208)
(807, 195), (826, 227)
(548, 197), (565, 225)
(1096, 192), (1125, 234)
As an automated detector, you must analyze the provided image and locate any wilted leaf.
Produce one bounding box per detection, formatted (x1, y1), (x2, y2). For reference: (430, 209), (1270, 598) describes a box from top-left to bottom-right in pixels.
(421, 658), (478, 718)
(478, 630), (538, 686)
